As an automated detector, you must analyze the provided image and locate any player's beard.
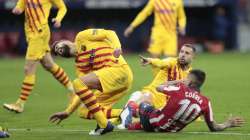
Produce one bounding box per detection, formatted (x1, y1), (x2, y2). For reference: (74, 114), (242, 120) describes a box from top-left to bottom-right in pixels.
(178, 59), (189, 69)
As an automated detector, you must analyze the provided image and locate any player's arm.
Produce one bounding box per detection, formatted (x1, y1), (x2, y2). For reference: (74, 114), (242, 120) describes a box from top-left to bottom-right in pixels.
(139, 55), (170, 68)
(12, 0), (25, 15)
(49, 94), (81, 124)
(51, 0), (67, 28)
(203, 102), (245, 132)
(124, 0), (154, 37)
(177, 0), (186, 35)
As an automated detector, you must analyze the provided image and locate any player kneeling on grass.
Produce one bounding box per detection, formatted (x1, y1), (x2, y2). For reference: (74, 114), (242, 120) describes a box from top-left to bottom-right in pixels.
(49, 29), (133, 135)
(122, 69), (245, 132)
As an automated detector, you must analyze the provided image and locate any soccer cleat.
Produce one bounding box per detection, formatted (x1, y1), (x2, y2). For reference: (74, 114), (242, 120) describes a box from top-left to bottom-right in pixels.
(3, 103), (24, 113)
(117, 105), (133, 130)
(89, 121), (114, 136)
(0, 131), (10, 138)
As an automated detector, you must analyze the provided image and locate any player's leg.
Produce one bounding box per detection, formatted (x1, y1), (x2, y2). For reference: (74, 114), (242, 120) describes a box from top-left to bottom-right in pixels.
(78, 106), (122, 119)
(138, 102), (155, 132)
(3, 59), (38, 113)
(73, 73), (113, 135)
(40, 52), (74, 93)
(147, 33), (163, 77)
(163, 35), (178, 57)
(3, 29), (43, 113)
(117, 91), (152, 129)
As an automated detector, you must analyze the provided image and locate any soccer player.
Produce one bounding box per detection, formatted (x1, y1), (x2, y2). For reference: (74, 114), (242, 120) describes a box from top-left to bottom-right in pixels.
(118, 44), (195, 129)
(3, 0), (72, 113)
(124, 0), (186, 76)
(127, 70), (245, 132)
(49, 29), (133, 135)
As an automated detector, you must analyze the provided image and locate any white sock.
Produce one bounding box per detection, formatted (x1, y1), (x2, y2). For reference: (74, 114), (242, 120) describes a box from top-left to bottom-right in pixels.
(126, 91), (143, 105)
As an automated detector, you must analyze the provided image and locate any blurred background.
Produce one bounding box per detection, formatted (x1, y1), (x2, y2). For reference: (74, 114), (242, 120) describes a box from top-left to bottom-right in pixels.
(0, 0), (250, 57)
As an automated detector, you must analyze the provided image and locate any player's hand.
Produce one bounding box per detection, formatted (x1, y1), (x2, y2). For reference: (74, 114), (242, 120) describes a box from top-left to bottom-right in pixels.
(226, 115), (245, 128)
(139, 55), (151, 66)
(124, 26), (134, 37)
(113, 48), (122, 58)
(52, 18), (61, 28)
(12, 7), (23, 15)
(49, 111), (69, 124)
(178, 27), (186, 36)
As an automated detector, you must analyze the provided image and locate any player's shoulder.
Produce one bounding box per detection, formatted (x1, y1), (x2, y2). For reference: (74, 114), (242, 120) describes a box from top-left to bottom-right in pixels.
(162, 57), (178, 64)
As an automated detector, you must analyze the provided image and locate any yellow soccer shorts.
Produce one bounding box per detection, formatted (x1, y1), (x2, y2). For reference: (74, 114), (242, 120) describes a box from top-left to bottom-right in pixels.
(94, 64), (133, 108)
(25, 24), (51, 60)
(148, 29), (177, 57)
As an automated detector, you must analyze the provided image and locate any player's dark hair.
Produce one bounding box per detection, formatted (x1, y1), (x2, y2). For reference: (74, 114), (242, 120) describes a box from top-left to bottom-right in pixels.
(183, 44), (196, 53)
(190, 69), (206, 88)
(51, 41), (71, 58)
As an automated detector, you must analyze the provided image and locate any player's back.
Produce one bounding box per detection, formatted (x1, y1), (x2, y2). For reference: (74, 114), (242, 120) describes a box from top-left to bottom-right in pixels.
(75, 30), (127, 74)
(149, 83), (210, 132)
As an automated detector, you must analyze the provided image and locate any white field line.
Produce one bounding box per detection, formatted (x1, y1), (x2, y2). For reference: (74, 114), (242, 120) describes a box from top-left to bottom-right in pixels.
(8, 128), (250, 136)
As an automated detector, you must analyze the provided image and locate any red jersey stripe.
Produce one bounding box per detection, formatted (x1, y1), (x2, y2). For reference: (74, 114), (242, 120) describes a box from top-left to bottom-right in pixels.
(76, 58), (118, 69)
(160, 0), (175, 29)
(155, 1), (170, 30)
(77, 47), (113, 57)
(76, 53), (113, 63)
(157, 0), (173, 30)
(25, 0), (38, 31)
(25, 12), (35, 32)
(30, 0), (41, 24)
(37, 0), (45, 18)
(167, 67), (172, 81)
(173, 66), (177, 80)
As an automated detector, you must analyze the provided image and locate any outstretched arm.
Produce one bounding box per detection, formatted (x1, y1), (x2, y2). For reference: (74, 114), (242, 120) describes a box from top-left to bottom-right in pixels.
(139, 55), (170, 68)
(49, 94), (81, 124)
(203, 102), (245, 132)
(124, 0), (154, 37)
(206, 115), (245, 132)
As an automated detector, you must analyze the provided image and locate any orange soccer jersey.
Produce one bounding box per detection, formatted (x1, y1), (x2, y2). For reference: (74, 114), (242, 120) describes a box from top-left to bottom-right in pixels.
(15, 0), (67, 32)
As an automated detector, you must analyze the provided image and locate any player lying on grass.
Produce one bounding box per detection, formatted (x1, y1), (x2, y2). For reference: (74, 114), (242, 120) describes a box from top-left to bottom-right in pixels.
(48, 29), (133, 135)
(123, 69), (245, 132)
(118, 44), (200, 129)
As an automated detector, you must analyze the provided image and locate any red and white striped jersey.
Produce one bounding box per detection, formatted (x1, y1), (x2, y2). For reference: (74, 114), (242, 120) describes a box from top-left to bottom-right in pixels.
(149, 83), (213, 132)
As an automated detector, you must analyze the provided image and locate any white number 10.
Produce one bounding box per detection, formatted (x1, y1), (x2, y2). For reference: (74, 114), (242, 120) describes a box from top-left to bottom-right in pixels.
(173, 99), (201, 124)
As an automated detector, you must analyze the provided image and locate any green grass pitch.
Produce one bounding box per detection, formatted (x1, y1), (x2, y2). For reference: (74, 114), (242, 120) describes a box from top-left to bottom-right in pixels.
(0, 53), (250, 140)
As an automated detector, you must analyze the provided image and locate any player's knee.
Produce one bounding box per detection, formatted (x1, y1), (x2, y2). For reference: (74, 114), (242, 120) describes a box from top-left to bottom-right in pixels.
(129, 91), (143, 102)
(141, 93), (153, 104)
(41, 60), (54, 71)
(24, 63), (36, 75)
(139, 102), (154, 115)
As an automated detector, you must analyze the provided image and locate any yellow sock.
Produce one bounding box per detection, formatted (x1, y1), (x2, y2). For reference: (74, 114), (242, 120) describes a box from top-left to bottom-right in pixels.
(105, 108), (122, 118)
(50, 64), (73, 91)
(17, 75), (35, 105)
(73, 79), (108, 128)
(109, 117), (120, 125)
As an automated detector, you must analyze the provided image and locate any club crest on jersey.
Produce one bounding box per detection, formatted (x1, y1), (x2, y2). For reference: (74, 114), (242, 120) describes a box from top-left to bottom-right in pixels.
(81, 45), (86, 51)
